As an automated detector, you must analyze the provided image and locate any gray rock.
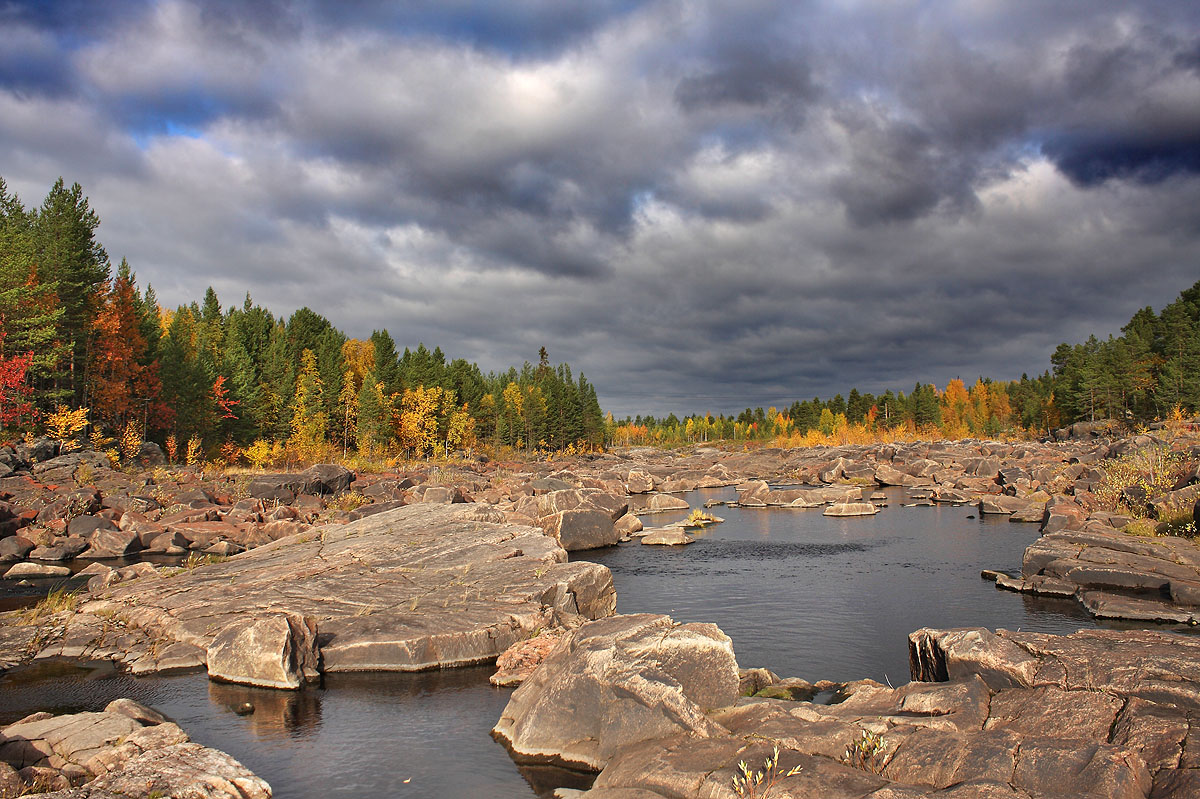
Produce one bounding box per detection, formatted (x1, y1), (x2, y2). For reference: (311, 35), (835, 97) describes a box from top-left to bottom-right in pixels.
(84, 527), (142, 559)
(135, 441), (166, 466)
(493, 613), (740, 772)
(640, 528), (693, 546)
(0, 535), (34, 562)
(625, 469), (654, 494)
(638, 494), (689, 514)
(4, 562), (70, 578)
(303, 463), (354, 495)
(206, 614), (320, 690)
(823, 502), (879, 517)
(103, 698), (169, 726)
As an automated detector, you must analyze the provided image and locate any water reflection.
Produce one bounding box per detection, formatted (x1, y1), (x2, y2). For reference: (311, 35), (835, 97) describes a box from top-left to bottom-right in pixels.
(208, 681), (323, 739)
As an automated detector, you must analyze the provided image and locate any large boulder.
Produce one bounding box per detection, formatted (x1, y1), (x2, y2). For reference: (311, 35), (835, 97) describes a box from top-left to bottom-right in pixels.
(641, 494), (689, 514)
(625, 470), (655, 494)
(0, 703), (270, 799)
(544, 509), (621, 551)
(493, 613), (740, 772)
(84, 527), (143, 558)
(246, 463), (352, 501)
(206, 614), (321, 690)
(823, 502), (879, 517)
(304, 463), (354, 495)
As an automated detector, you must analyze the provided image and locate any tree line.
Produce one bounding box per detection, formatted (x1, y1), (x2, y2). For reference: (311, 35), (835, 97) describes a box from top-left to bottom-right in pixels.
(612, 280), (1199, 447)
(1050, 280), (1200, 423)
(611, 374), (1060, 446)
(0, 176), (604, 461)
(3, 174), (1196, 459)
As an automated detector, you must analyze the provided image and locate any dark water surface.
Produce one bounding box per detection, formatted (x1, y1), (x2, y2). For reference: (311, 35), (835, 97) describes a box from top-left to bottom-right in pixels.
(0, 488), (1122, 797)
(589, 486), (1101, 683)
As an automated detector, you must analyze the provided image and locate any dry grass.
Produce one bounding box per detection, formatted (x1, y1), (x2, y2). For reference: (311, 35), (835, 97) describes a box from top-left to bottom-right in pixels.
(15, 587), (79, 626)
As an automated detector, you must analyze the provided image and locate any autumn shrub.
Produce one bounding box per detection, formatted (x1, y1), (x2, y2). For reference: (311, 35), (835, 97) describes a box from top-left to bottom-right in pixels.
(219, 439), (242, 467)
(843, 729), (888, 773)
(185, 434), (203, 466)
(45, 405), (89, 450)
(164, 433), (178, 464)
(119, 420), (143, 462)
(244, 439), (274, 470)
(732, 745), (801, 798)
(326, 490), (369, 512)
(1094, 446), (1190, 517)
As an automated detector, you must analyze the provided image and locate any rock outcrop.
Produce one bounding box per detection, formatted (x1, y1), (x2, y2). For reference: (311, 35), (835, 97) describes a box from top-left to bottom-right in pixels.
(4, 503), (616, 684)
(0, 700), (270, 798)
(551, 625), (1200, 798)
(493, 613), (740, 772)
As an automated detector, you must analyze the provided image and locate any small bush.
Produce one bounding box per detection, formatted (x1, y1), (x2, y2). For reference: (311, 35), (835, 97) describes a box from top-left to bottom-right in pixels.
(843, 729), (888, 773)
(732, 745), (801, 798)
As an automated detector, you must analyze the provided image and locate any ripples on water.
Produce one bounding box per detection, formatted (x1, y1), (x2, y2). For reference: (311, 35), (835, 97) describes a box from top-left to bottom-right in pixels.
(0, 486), (1128, 797)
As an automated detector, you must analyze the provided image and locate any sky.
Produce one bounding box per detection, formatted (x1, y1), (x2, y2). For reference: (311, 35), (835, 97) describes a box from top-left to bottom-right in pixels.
(1, 0), (1199, 418)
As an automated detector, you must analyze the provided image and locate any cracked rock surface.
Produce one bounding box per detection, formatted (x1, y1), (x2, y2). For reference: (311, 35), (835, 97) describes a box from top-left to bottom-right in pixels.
(544, 625), (1200, 798)
(1, 503), (615, 683)
(0, 700), (270, 798)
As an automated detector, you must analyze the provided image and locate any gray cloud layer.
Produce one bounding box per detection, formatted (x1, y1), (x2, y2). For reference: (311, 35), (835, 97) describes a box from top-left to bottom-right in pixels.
(2, 0), (1198, 416)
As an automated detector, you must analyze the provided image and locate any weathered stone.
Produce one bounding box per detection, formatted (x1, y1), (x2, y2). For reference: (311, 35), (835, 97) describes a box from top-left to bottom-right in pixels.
(303, 463), (353, 495)
(491, 630), (566, 687)
(875, 464), (918, 486)
(544, 509), (620, 551)
(206, 614), (320, 690)
(979, 496), (1032, 515)
(640, 528), (694, 546)
(4, 562), (70, 578)
(0, 535), (34, 562)
(823, 502), (879, 517)
(639, 494), (689, 514)
(625, 470), (655, 494)
(83, 527), (142, 559)
(613, 513), (643, 536)
(493, 614), (740, 772)
(103, 699), (168, 726)
(13, 504), (615, 680)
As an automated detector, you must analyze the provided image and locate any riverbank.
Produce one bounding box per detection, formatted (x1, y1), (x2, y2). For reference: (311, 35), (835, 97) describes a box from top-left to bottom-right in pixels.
(2, 425), (1199, 796)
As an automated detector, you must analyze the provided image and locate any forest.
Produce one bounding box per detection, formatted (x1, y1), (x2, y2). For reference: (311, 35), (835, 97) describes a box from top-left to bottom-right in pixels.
(1, 175), (1197, 461)
(0, 177), (605, 463)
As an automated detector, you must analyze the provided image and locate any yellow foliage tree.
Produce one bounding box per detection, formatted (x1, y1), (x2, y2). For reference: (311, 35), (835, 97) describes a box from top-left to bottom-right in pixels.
(289, 349), (328, 461)
(398, 385), (442, 457)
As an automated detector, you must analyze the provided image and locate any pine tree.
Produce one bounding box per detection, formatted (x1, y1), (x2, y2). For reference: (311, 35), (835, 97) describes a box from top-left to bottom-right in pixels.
(34, 178), (110, 405)
(355, 371), (393, 455)
(0, 179), (67, 407)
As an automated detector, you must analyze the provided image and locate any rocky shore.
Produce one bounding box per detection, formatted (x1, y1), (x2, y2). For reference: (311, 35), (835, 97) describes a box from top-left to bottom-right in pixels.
(494, 615), (1200, 798)
(3, 421), (1200, 796)
(0, 699), (269, 798)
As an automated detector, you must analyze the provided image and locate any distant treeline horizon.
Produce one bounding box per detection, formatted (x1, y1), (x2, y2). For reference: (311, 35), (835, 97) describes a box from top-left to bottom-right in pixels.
(2, 174), (1197, 458)
(613, 278), (1199, 445)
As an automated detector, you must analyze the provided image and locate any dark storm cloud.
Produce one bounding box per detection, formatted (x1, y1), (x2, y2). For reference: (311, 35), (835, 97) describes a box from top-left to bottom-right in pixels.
(3, 0), (1200, 417)
(1044, 135), (1200, 186)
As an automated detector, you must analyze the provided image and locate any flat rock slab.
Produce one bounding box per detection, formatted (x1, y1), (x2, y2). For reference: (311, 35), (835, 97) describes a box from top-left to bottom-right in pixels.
(1016, 527), (1200, 622)
(6, 503), (616, 681)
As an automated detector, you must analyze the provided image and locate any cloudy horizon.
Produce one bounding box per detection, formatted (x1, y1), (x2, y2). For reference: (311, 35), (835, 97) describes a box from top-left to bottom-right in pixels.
(2, 0), (1198, 417)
